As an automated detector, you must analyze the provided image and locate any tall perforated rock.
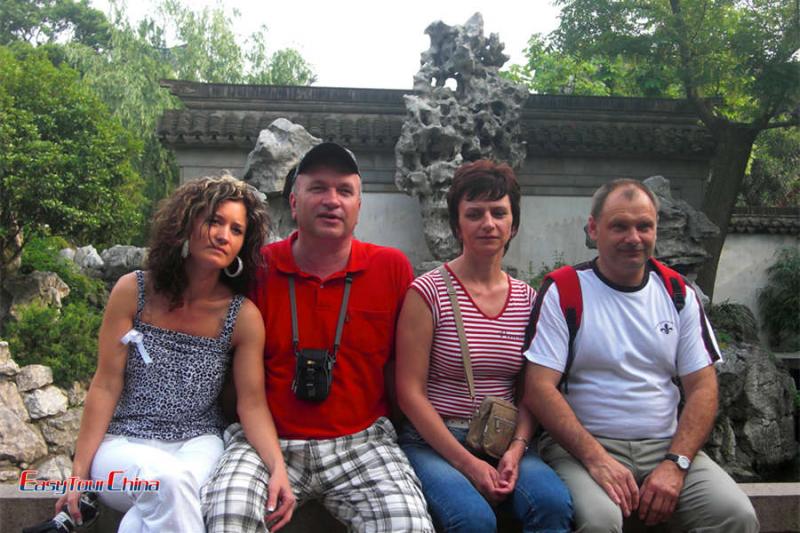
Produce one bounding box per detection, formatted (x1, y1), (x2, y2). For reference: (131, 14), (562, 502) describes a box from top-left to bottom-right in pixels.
(243, 118), (321, 240)
(706, 341), (798, 480)
(395, 13), (528, 260)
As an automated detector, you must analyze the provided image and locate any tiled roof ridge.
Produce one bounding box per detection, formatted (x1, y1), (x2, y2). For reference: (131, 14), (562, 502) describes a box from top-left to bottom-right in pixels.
(157, 108), (715, 156)
(730, 207), (800, 235)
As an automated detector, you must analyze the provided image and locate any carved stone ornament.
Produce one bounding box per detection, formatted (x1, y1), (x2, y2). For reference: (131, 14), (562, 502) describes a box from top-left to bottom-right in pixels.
(395, 13), (528, 260)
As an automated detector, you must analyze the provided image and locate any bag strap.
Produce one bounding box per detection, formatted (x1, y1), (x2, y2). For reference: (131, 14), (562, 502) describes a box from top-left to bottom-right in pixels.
(546, 265), (582, 394)
(289, 273), (353, 361)
(548, 259), (686, 394)
(648, 258), (686, 312)
(439, 265), (475, 399)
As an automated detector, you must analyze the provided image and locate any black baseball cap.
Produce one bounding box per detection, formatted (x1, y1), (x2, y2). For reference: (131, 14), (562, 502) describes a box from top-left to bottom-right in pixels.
(295, 142), (359, 177)
(284, 142), (360, 198)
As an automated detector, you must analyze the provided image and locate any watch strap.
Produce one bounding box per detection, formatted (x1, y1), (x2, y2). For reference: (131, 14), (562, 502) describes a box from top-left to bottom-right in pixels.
(664, 453), (691, 470)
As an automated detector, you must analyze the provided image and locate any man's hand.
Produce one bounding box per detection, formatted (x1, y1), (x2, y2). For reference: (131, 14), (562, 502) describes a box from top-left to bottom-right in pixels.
(638, 460), (685, 525)
(585, 453), (639, 517)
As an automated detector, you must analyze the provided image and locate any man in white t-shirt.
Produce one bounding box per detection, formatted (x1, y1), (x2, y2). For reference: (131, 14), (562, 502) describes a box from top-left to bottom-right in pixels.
(524, 179), (759, 532)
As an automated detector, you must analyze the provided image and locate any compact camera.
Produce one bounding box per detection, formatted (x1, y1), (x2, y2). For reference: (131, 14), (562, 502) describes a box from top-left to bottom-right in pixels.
(292, 348), (334, 401)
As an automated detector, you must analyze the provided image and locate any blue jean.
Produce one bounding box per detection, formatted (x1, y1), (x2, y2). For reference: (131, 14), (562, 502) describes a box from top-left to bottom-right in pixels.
(399, 425), (572, 533)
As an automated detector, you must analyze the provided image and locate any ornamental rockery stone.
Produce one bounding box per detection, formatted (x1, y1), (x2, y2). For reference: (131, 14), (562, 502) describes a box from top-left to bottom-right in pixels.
(395, 12), (528, 261)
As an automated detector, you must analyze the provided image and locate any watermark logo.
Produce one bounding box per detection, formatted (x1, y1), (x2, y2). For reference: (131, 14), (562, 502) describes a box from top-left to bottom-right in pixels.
(18, 470), (160, 495)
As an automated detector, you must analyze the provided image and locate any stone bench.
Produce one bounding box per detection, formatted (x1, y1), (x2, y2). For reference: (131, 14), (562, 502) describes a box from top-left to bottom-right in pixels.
(2, 483), (798, 532)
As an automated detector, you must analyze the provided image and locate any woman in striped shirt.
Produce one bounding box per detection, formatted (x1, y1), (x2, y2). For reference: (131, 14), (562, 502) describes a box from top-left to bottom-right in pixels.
(396, 160), (572, 532)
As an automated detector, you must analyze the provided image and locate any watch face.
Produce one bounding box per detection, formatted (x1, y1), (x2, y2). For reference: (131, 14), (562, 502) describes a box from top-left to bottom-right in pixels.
(677, 456), (691, 470)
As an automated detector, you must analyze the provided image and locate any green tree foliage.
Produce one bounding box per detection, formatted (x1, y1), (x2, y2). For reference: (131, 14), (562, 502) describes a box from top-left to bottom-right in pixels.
(4, 236), (108, 385)
(3, 1), (316, 246)
(245, 32), (317, 86)
(741, 128), (800, 207)
(158, 1), (316, 85)
(0, 44), (144, 278)
(504, 33), (683, 98)
(64, 12), (179, 242)
(62, 0), (315, 242)
(0, 0), (110, 49)
(5, 301), (102, 386)
(508, 0), (800, 297)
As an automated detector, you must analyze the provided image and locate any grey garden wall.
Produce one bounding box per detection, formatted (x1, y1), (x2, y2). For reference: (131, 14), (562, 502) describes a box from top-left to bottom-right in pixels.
(158, 82), (798, 317)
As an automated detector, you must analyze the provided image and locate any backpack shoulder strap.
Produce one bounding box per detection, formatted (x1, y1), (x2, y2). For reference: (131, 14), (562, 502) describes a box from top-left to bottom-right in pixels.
(648, 258), (686, 312)
(546, 265), (582, 394)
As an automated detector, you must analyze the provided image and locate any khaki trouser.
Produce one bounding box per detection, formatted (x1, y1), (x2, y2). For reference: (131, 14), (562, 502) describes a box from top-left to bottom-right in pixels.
(538, 434), (759, 533)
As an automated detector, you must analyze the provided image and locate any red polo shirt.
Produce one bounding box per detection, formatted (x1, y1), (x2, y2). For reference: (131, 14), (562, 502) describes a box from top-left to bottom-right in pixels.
(250, 232), (413, 439)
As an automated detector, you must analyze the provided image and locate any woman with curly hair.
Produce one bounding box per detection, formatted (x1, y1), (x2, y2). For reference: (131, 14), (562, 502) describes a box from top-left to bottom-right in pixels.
(55, 175), (296, 531)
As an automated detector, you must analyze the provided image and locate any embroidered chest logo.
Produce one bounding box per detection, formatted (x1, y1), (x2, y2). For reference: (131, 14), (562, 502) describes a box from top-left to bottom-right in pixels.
(657, 321), (674, 335)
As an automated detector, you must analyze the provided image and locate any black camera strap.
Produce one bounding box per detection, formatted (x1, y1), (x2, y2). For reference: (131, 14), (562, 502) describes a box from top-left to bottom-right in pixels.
(288, 273), (353, 361)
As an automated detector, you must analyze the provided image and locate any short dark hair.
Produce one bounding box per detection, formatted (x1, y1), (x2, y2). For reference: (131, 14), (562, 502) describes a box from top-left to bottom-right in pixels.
(147, 174), (270, 309)
(590, 179), (660, 219)
(446, 160), (521, 252)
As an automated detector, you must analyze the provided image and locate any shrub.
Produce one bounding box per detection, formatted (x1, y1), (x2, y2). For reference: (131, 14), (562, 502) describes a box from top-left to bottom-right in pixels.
(758, 247), (800, 352)
(5, 301), (101, 387)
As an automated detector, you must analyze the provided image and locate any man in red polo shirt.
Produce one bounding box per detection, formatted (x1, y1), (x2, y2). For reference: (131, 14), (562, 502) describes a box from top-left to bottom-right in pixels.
(202, 142), (433, 532)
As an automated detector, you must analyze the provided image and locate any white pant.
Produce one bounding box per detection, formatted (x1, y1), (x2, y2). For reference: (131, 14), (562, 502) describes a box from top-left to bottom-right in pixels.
(91, 433), (224, 533)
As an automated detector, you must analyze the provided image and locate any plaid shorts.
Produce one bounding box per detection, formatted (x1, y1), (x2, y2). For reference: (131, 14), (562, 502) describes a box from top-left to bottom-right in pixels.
(201, 417), (433, 532)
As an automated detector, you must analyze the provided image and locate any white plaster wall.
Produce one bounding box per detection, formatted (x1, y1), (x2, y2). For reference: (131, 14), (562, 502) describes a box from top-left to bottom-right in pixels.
(355, 193), (432, 267)
(356, 193), (798, 316)
(356, 193), (594, 280)
(713, 234), (799, 317)
(511, 196), (596, 279)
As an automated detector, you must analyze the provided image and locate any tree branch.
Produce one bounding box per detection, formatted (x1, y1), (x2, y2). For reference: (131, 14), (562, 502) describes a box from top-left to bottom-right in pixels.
(669, 0), (722, 132)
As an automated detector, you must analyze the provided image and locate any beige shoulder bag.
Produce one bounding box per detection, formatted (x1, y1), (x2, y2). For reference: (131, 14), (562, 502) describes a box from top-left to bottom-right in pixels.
(438, 265), (518, 459)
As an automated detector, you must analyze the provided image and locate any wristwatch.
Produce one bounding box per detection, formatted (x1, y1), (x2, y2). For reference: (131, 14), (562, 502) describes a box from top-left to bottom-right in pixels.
(664, 453), (691, 471)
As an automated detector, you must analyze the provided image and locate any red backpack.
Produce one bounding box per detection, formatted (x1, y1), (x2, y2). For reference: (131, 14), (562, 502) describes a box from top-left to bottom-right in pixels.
(527, 258), (687, 393)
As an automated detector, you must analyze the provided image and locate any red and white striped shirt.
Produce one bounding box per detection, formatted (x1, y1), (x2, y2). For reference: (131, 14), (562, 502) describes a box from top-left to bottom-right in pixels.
(411, 264), (536, 418)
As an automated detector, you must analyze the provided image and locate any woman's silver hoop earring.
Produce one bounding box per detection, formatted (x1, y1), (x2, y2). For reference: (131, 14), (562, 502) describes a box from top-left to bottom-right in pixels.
(225, 256), (243, 278)
(180, 240), (190, 259)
